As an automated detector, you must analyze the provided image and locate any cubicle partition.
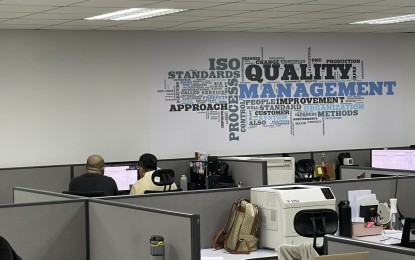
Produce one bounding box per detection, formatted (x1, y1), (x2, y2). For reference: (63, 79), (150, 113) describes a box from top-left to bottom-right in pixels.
(0, 165), (72, 204)
(100, 187), (251, 249)
(307, 177), (396, 203)
(158, 158), (193, 184)
(324, 235), (415, 260)
(7, 176), (415, 260)
(88, 199), (200, 260)
(99, 176), (415, 249)
(13, 186), (83, 203)
(219, 158), (267, 186)
(305, 176), (415, 217)
(10, 188), (201, 260)
(72, 164), (85, 178)
(339, 166), (415, 180)
(0, 147), (377, 205)
(313, 149), (371, 169)
(0, 200), (87, 260)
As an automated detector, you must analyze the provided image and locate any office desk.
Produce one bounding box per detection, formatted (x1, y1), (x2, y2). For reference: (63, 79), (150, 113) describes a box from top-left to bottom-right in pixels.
(325, 234), (415, 260)
(355, 230), (401, 245)
(201, 248), (278, 260)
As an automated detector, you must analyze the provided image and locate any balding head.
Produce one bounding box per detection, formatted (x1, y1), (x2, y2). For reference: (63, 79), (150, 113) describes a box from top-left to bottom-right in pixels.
(86, 154), (105, 174)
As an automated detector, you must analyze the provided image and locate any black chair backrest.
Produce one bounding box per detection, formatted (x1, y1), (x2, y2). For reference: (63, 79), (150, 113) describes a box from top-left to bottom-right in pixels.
(294, 209), (338, 255)
(401, 217), (415, 248)
(338, 152), (352, 165)
(296, 159), (315, 174)
(151, 169), (175, 186)
(143, 169), (178, 194)
(62, 190), (105, 197)
(295, 159), (316, 182)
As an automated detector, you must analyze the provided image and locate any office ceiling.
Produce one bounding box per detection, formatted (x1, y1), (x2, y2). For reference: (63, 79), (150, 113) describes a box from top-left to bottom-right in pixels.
(0, 0), (415, 33)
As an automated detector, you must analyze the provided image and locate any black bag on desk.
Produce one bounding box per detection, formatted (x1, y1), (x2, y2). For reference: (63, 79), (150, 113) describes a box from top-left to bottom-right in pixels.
(213, 198), (259, 254)
(218, 161), (229, 176)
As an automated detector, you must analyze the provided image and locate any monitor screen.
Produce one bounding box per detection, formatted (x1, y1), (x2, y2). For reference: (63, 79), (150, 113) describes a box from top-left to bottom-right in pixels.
(371, 150), (415, 170)
(104, 163), (139, 191)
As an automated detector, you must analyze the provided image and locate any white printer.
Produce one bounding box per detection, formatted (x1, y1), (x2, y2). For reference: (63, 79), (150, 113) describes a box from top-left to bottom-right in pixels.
(256, 157), (295, 185)
(250, 185), (336, 250)
(220, 156), (295, 185)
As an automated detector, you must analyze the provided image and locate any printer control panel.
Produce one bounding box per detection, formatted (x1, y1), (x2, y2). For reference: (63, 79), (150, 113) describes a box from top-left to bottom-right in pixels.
(321, 188), (334, 200)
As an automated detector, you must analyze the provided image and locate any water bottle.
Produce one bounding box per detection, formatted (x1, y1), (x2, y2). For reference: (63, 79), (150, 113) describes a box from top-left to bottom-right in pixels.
(205, 173), (209, 189)
(180, 175), (188, 191)
(390, 198), (400, 230)
(150, 235), (165, 260)
(338, 200), (352, 237)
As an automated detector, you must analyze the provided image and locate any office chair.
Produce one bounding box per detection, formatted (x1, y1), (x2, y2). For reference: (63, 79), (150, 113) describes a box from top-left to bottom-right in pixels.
(337, 152), (352, 166)
(62, 190), (105, 197)
(295, 159), (316, 182)
(336, 152), (352, 180)
(144, 169), (182, 194)
(293, 209), (338, 255)
(400, 217), (415, 249)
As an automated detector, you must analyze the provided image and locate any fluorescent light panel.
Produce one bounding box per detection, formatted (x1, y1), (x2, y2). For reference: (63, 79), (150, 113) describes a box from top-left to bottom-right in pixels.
(351, 14), (415, 25)
(85, 8), (187, 21)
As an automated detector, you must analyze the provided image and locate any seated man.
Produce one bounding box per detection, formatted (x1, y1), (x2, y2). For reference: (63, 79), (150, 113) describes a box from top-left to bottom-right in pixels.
(0, 236), (22, 260)
(69, 154), (119, 196)
(130, 153), (177, 195)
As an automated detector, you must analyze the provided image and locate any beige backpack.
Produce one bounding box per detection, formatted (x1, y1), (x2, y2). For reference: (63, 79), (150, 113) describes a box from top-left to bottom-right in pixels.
(213, 198), (260, 254)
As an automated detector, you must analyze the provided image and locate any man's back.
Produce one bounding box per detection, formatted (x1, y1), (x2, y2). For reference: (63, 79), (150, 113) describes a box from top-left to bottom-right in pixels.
(69, 173), (119, 196)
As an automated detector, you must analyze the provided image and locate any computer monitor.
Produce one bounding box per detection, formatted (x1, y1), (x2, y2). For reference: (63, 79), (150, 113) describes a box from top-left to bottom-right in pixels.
(104, 162), (139, 191)
(370, 173), (396, 178)
(371, 150), (415, 170)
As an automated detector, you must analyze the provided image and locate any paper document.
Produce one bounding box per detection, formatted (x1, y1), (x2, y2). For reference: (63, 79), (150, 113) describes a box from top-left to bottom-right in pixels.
(382, 230), (402, 240)
(348, 190), (371, 218)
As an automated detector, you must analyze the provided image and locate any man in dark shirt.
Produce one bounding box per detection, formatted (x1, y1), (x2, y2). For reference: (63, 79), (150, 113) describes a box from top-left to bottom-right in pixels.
(69, 154), (119, 196)
(0, 236), (22, 260)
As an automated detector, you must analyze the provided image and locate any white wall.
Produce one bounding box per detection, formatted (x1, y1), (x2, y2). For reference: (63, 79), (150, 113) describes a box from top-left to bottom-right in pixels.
(403, 35), (415, 145)
(0, 30), (414, 167)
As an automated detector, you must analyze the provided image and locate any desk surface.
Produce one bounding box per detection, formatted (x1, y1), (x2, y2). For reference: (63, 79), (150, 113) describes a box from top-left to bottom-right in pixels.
(355, 232), (401, 245)
(201, 248), (278, 260)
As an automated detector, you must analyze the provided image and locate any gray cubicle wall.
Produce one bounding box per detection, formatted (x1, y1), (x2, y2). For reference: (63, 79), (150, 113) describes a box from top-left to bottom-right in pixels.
(73, 164), (85, 178)
(388, 175), (415, 218)
(88, 199), (200, 260)
(220, 158), (267, 186)
(99, 176), (415, 249)
(289, 152), (313, 162)
(305, 176), (415, 217)
(0, 165), (72, 204)
(13, 186), (82, 203)
(313, 150), (371, 168)
(339, 166), (415, 180)
(324, 235), (415, 260)
(0, 200), (87, 260)
(11, 188), (202, 260)
(99, 187), (251, 249)
(158, 158), (192, 185)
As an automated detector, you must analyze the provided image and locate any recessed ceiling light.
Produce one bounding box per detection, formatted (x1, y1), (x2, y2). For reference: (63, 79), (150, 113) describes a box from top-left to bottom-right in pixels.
(85, 8), (188, 21)
(351, 14), (415, 25)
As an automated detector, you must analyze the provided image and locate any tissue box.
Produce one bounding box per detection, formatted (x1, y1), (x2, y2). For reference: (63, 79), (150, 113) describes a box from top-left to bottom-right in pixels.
(352, 223), (383, 237)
